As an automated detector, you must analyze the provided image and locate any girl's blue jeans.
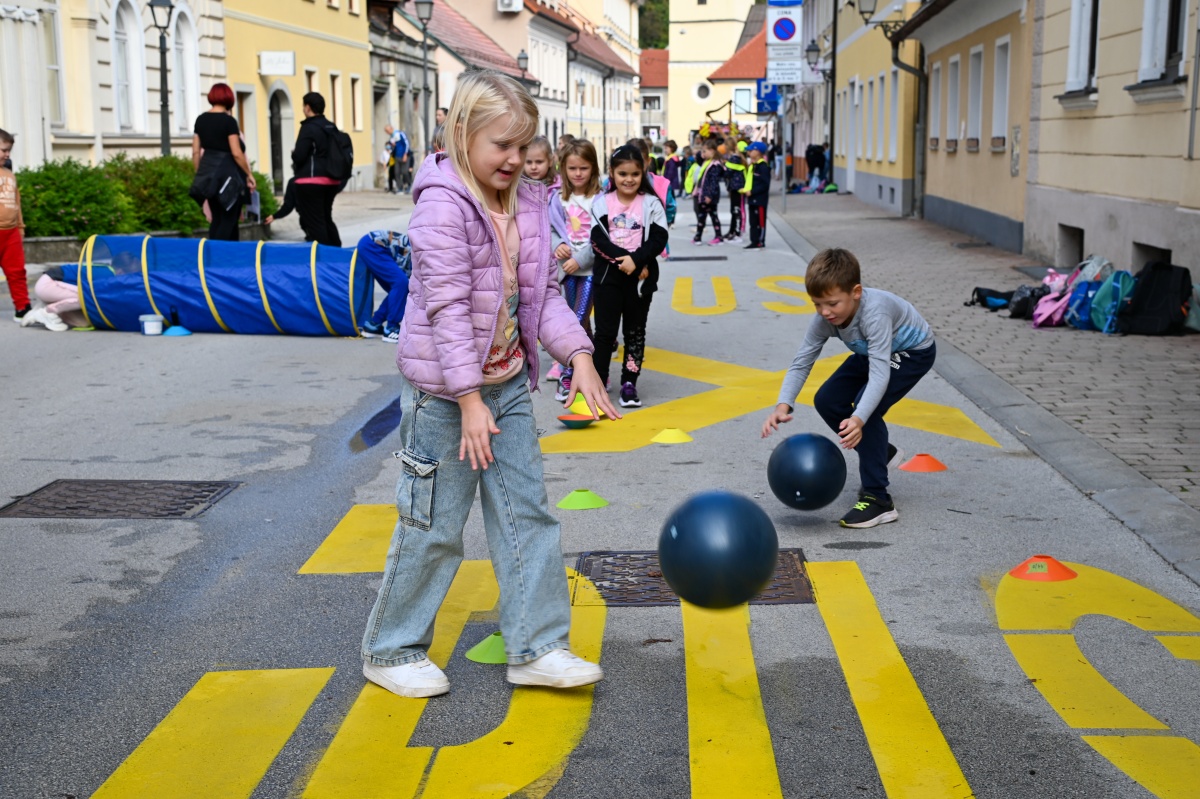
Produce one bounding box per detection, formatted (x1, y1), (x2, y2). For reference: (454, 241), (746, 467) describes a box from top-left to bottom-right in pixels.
(361, 369), (572, 666)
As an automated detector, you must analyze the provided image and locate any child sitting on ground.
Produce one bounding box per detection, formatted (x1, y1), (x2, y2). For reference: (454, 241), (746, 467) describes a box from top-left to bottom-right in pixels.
(761, 248), (936, 529)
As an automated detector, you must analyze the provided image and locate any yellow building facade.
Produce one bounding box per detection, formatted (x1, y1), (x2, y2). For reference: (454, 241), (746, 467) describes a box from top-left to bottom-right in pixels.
(223, 0), (377, 193)
(668, 0), (756, 143)
(1026, 0), (1200, 269)
(829, 1), (922, 216)
(903, 0), (1032, 252)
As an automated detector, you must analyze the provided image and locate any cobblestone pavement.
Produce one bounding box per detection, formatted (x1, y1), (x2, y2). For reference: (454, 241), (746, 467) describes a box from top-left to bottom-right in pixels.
(775, 193), (1200, 512)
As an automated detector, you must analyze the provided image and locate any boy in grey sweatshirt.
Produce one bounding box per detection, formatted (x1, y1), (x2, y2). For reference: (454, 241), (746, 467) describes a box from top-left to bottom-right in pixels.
(762, 248), (936, 528)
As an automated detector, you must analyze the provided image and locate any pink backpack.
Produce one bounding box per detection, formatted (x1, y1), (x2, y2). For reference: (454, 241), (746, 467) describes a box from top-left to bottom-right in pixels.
(1031, 290), (1071, 328)
(1031, 255), (1113, 328)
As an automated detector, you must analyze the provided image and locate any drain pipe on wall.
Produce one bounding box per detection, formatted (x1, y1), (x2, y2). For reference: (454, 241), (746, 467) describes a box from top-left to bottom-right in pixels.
(1189, 0), (1200, 159)
(892, 38), (927, 218)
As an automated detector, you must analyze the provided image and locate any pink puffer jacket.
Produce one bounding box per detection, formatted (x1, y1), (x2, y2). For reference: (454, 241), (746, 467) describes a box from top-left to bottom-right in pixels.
(396, 153), (593, 400)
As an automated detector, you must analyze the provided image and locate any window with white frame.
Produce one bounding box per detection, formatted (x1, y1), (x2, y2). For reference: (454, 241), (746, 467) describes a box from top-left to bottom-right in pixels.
(947, 57), (961, 143)
(172, 9), (200, 134)
(993, 38), (1010, 142)
(330, 72), (342, 126)
(930, 62), (941, 144)
(642, 94), (662, 110)
(967, 46), (983, 146)
(111, 0), (145, 132)
(857, 84), (865, 158)
(866, 79), (874, 160)
(734, 87), (753, 115)
(876, 73), (885, 160)
(889, 67), (898, 161)
(1138, 0), (1188, 82)
(351, 75), (362, 130)
(41, 9), (65, 126)
(1065, 0), (1100, 91)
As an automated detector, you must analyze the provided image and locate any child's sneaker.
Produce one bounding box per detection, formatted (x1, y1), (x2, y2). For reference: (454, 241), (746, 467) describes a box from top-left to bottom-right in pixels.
(546, 362), (564, 382)
(618, 382), (642, 408)
(693, 235), (704, 245)
(363, 657), (449, 698)
(360, 319), (384, 338)
(886, 444), (906, 469)
(382, 327), (400, 343)
(838, 494), (898, 529)
(728, 235), (743, 243)
(554, 375), (572, 402)
(707, 237), (724, 246)
(507, 648), (603, 688)
(12, 305), (31, 323)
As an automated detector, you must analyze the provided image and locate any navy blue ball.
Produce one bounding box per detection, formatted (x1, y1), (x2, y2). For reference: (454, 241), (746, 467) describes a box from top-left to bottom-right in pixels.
(658, 491), (779, 608)
(767, 433), (847, 510)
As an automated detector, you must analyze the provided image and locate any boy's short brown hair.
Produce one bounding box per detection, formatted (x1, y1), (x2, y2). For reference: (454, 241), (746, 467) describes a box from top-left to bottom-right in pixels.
(0, 128), (14, 146)
(805, 248), (862, 297)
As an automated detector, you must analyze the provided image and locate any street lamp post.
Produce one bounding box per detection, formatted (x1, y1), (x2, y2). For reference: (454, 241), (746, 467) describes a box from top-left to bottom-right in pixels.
(149, 0), (175, 156)
(414, 0), (434, 154)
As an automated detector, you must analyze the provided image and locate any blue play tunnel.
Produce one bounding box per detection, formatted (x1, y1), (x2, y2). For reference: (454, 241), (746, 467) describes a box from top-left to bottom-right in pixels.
(63, 235), (371, 336)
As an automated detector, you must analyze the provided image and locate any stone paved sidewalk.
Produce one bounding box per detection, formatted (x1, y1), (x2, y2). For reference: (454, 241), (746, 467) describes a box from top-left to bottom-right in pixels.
(775, 194), (1200, 513)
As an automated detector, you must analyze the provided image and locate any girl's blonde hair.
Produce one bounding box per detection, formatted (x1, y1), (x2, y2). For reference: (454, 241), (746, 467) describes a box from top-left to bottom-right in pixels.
(446, 69), (539, 214)
(527, 136), (556, 185)
(557, 139), (601, 201)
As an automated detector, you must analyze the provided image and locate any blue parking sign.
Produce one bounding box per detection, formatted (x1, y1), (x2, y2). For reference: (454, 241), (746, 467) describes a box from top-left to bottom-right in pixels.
(757, 80), (780, 114)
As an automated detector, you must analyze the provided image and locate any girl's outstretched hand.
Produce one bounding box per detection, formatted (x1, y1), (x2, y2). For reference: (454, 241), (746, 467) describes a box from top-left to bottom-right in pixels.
(458, 391), (501, 470)
(566, 355), (622, 420)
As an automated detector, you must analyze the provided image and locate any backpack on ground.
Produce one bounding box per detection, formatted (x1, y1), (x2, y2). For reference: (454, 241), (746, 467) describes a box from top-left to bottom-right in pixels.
(323, 122), (355, 182)
(1119, 261), (1194, 335)
(1186, 284), (1200, 333)
(1032, 290), (1071, 328)
(1065, 280), (1104, 330)
(1090, 270), (1137, 334)
(965, 287), (1015, 311)
(1009, 284), (1050, 320)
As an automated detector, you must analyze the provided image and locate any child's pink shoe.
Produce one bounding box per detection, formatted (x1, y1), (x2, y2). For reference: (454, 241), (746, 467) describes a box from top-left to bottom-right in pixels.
(546, 363), (563, 382)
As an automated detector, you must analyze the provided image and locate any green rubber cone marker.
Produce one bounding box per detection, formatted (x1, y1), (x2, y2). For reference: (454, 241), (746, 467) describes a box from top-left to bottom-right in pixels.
(556, 489), (609, 510)
(465, 631), (508, 664)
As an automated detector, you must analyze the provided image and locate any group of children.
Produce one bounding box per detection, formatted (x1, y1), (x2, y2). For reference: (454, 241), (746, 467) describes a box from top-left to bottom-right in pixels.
(365, 69), (936, 702)
(673, 138), (772, 249)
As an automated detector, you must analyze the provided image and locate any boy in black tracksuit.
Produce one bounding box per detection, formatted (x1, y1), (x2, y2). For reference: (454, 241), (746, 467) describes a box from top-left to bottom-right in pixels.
(744, 141), (771, 249)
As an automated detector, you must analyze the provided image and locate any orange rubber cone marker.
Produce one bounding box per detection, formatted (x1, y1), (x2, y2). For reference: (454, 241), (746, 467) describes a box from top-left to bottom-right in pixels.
(900, 453), (947, 472)
(1008, 554), (1078, 582)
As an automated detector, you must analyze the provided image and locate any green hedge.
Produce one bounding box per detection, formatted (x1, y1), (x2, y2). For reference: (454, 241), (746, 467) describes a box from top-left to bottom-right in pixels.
(17, 154), (277, 239)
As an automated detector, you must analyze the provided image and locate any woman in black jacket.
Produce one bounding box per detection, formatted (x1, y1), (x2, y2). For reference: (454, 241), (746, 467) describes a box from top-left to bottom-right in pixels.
(190, 83), (256, 241)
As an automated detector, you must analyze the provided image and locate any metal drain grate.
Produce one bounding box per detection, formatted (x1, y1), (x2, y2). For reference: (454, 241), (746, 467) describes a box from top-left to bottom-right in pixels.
(0, 480), (240, 519)
(571, 548), (812, 607)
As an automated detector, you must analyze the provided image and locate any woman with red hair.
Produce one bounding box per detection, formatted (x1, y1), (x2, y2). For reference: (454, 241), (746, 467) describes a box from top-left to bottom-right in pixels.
(189, 82), (257, 240)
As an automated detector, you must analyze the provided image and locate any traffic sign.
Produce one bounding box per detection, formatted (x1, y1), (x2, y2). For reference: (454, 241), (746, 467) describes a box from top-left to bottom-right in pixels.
(766, 7), (800, 45)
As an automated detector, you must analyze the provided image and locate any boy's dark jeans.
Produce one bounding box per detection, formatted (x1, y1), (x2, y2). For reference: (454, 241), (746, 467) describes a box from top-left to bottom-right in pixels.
(813, 343), (937, 502)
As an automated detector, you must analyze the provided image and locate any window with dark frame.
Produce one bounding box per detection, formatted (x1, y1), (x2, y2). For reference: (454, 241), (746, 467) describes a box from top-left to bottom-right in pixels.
(1166, 0), (1185, 76)
(1086, 0), (1100, 88)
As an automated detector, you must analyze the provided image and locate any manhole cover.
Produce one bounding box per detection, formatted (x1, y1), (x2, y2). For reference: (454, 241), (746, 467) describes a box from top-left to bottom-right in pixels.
(571, 548), (812, 606)
(0, 480), (240, 519)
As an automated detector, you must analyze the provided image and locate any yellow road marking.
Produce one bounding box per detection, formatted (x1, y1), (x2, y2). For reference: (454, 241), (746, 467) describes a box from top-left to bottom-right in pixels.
(672, 276), (737, 315)
(304, 564), (605, 799)
(995, 562), (1200, 632)
(540, 346), (999, 454)
(1003, 634), (1167, 729)
(1157, 635), (1200, 660)
(757, 276), (815, 314)
(1082, 736), (1200, 799)
(682, 603), (784, 799)
(299, 504), (397, 574)
(808, 561), (975, 799)
(93, 668), (333, 799)
(302, 561), (500, 798)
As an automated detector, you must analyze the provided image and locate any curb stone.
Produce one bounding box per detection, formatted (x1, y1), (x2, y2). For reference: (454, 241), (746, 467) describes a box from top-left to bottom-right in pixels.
(771, 209), (1200, 587)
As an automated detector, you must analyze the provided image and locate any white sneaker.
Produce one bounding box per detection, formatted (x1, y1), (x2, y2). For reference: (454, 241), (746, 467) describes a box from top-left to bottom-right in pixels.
(40, 310), (68, 332)
(19, 307), (65, 331)
(507, 648), (603, 688)
(363, 657), (449, 698)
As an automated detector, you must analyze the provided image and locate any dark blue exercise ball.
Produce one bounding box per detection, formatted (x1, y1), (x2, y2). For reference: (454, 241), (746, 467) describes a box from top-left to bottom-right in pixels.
(658, 491), (779, 608)
(767, 433), (847, 510)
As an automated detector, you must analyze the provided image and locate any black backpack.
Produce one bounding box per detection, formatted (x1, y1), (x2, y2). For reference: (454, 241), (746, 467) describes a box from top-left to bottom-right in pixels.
(1118, 261), (1193, 335)
(323, 122), (355, 182)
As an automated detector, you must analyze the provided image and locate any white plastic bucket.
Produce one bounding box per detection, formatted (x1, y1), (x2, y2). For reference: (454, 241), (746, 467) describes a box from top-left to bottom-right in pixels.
(139, 314), (164, 335)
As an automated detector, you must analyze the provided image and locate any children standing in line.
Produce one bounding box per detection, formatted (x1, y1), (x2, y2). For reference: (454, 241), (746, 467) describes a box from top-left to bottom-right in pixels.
(692, 141), (724, 245)
(361, 70), (618, 698)
(744, 141), (771, 249)
(590, 144), (669, 409)
(761, 248), (936, 529)
(549, 139), (603, 401)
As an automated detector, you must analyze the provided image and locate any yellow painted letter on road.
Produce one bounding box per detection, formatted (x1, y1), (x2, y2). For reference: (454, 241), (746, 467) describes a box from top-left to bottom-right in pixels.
(672, 276), (736, 315)
(757, 276), (815, 314)
(304, 564), (606, 799)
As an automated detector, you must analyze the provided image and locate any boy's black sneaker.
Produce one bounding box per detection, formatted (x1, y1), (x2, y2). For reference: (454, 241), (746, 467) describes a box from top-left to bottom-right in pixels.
(839, 494), (898, 529)
(744, 243), (764, 249)
(360, 319), (384, 338)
